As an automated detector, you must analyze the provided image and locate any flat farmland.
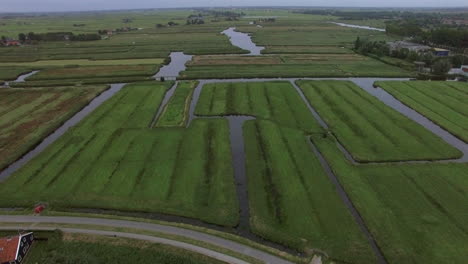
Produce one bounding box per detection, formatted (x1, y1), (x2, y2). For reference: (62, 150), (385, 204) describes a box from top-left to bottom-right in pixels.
(313, 134), (468, 264)
(376, 81), (468, 143)
(156, 81), (198, 127)
(297, 80), (461, 162)
(0, 58), (164, 67)
(0, 66), (35, 82)
(0, 85), (107, 171)
(195, 81), (321, 132)
(182, 54), (413, 79)
(28, 64), (159, 81)
(195, 81), (375, 262)
(0, 82), (238, 226)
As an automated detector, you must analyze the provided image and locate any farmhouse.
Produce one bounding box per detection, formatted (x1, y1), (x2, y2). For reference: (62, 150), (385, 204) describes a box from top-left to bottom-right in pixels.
(0, 232), (34, 264)
(3, 40), (21, 47)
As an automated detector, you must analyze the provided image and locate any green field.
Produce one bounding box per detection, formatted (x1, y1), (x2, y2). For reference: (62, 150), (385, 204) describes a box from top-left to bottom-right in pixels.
(0, 82), (238, 226)
(0, 58), (164, 67)
(182, 54), (413, 79)
(28, 64), (159, 81)
(156, 81), (198, 127)
(297, 80), (461, 162)
(195, 81), (375, 263)
(0, 230), (223, 264)
(0, 67), (35, 82)
(195, 81), (321, 132)
(376, 81), (468, 143)
(312, 134), (468, 264)
(0, 85), (107, 171)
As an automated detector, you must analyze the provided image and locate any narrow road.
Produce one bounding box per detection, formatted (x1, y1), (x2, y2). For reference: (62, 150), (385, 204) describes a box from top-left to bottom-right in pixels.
(0, 215), (293, 264)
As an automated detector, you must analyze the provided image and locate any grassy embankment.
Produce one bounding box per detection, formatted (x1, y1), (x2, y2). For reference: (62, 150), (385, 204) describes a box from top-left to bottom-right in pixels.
(376, 81), (468, 143)
(0, 82), (239, 227)
(156, 81), (198, 127)
(297, 80), (462, 162)
(0, 85), (108, 171)
(195, 81), (377, 263)
(0, 230), (223, 264)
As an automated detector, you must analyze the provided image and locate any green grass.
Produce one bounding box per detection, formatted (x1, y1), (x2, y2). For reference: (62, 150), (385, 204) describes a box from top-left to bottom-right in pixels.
(0, 85), (107, 171)
(9, 76), (152, 87)
(243, 120), (375, 263)
(156, 81), (198, 127)
(376, 81), (468, 143)
(0, 81), (238, 227)
(28, 64), (159, 81)
(0, 58), (165, 67)
(0, 67), (35, 81)
(297, 80), (462, 162)
(312, 134), (468, 264)
(182, 54), (413, 79)
(195, 81), (321, 132)
(0, 230), (223, 264)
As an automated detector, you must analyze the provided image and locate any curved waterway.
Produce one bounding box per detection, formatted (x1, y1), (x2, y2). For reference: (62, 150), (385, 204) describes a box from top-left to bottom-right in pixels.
(3, 70), (40, 87)
(222, 27), (265, 55)
(153, 52), (192, 80)
(0, 83), (126, 181)
(331, 22), (386, 32)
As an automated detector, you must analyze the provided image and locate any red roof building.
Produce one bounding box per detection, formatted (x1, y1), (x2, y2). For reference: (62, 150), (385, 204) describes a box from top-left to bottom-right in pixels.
(0, 232), (34, 264)
(4, 40), (21, 46)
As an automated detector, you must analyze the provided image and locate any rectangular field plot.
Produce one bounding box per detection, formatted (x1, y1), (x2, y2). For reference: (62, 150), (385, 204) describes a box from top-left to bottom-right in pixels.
(0, 82), (238, 226)
(244, 120), (376, 263)
(182, 54), (412, 79)
(313, 135), (468, 264)
(195, 81), (322, 132)
(377, 81), (468, 143)
(155, 81), (198, 127)
(0, 85), (107, 171)
(297, 80), (462, 162)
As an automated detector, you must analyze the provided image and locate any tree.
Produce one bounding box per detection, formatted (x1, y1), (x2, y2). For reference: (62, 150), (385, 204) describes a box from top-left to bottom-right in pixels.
(354, 37), (361, 50)
(432, 59), (452, 75)
(1, 35), (6, 44)
(156, 24), (164, 28)
(18, 33), (26, 43)
(422, 53), (434, 67)
(406, 51), (420, 62)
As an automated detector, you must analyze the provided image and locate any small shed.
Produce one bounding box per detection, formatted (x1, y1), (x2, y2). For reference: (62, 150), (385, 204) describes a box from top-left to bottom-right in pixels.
(0, 232), (34, 264)
(433, 48), (450, 57)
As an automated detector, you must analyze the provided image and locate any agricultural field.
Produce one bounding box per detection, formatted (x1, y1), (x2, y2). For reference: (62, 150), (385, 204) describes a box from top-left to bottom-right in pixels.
(155, 81), (198, 127)
(0, 66), (34, 83)
(182, 54), (413, 79)
(0, 230), (223, 264)
(376, 81), (468, 143)
(0, 82), (238, 227)
(297, 80), (462, 162)
(195, 81), (376, 263)
(0, 85), (107, 171)
(0, 58), (164, 67)
(312, 134), (468, 264)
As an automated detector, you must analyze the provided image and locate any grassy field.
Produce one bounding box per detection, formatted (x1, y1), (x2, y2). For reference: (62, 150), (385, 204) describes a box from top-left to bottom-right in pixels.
(195, 81), (321, 132)
(0, 230), (223, 264)
(156, 81), (198, 127)
(0, 67), (35, 82)
(9, 75), (153, 88)
(0, 82), (238, 226)
(182, 54), (413, 79)
(376, 81), (468, 143)
(297, 80), (462, 162)
(195, 81), (375, 263)
(312, 134), (468, 264)
(0, 58), (164, 67)
(28, 64), (159, 81)
(0, 85), (107, 171)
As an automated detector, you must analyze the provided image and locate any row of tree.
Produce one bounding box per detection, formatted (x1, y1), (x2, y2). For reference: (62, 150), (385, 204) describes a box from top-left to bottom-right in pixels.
(354, 37), (466, 75)
(16, 31), (100, 43)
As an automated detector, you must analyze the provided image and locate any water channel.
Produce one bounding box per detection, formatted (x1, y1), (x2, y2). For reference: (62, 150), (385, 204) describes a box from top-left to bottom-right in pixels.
(3, 70), (40, 87)
(331, 22), (386, 32)
(222, 27), (265, 55)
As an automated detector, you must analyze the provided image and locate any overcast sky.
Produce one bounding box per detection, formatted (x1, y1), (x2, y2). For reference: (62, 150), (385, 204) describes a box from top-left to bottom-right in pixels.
(1, 0), (466, 13)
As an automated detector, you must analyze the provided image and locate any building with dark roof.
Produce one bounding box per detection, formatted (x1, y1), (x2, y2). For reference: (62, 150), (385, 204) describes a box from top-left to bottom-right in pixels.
(0, 232), (34, 264)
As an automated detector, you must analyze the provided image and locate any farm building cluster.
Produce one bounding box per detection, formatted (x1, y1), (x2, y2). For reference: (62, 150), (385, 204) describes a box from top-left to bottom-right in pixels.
(388, 41), (450, 56)
(0, 232), (34, 264)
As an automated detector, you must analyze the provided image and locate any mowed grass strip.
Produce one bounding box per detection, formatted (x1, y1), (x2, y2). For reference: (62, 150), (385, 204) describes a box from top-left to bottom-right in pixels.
(156, 81), (198, 127)
(376, 81), (468, 143)
(0, 85), (108, 171)
(28, 64), (159, 81)
(195, 81), (322, 132)
(0, 81), (239, 226)
(297, 80), (461, 162)
(244, 120), (376, 263)
(312, 134), (468, 264)
(0, 58), (165, 67)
